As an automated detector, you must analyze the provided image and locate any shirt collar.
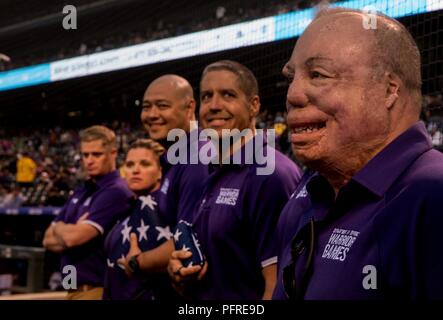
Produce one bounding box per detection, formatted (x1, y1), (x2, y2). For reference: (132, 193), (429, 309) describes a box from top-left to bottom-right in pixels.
(94, 170), (120, 189)
(160, 151), (171, 170)
(302, 122), (432, 220)
(352, 121), (432, 197)
(208, 129), (268, 172)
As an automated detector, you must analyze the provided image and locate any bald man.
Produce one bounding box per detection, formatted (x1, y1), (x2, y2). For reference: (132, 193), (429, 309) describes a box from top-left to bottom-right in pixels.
(117, 75), (208, 286)
(273, 7), (443, 300)
(141, 75), (196, 143)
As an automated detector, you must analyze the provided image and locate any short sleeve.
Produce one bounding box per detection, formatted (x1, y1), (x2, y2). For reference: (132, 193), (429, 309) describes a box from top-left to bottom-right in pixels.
(247, 166), (300, 268)
(176, 164), (208, 224)
(80, 186), (132, 235)
(53, 197), (70, 222)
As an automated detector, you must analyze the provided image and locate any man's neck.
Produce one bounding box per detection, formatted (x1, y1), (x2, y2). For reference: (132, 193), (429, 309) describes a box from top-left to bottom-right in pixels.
(217, 127), (256, 165)
(90, 169), (114, 183)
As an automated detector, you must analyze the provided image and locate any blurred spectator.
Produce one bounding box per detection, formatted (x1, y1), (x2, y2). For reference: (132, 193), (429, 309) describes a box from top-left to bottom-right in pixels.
(79, 43), (88, 55)
(274, 112), (287, 137)
(16, 152), (37, 188)
(48, 272), (63, 291)
(429, 122), (443, 147)
(433, 129), (443, 147)
(0, 53), (11, 72)
(0, 168), (14, 186)
(0, 274), (13, 295)
(422, 93), (443, 148)
(0, 185), (26, 208)
(0, 186), (5, 203)
(216, 6), (226, 20)
(0, 121), (146, 207)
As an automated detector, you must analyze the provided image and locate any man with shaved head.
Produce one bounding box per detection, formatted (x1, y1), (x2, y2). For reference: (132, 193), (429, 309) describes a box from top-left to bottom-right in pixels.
(273, 7), (443, 299)
(117, 75), (208, 292)
(138, 74), (208, 227)
(141, 75), (196, 143)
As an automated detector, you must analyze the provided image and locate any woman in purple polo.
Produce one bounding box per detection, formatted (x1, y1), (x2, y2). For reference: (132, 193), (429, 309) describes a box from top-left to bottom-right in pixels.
(103, 139), (174, 300)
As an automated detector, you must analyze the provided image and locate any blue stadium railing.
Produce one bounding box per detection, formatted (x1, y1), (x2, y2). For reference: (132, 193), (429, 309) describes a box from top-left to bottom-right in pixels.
(0, 207), (61, 216)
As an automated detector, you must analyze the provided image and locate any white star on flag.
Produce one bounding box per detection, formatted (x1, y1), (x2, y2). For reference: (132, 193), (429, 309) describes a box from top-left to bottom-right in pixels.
(139, 195), (157, 211)
(121, 223), (132, 244)
(155, 226), (173, 241)
(181, 244), (190, 252)
(107, 258), (115, 268)
(173, 229), (182, 242)
(117, 254), (126, 270)
(137, 219), (150, 242)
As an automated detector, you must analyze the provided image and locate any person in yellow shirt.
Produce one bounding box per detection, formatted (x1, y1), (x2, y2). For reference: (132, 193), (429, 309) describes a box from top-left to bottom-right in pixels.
(16, 152), (37, 187)
(274, 122), (287, 137)
(118, 163), (126, 179)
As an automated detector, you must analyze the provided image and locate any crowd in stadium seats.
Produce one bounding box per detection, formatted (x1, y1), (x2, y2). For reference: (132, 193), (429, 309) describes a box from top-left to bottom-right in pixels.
(257, 110), (292, 156)
(0, 92), (442, 209)
(0, 0), (339, 71)
(422, 94), (443, 147)
(0, 122), (146, 208)
(0, 113), (292, 207)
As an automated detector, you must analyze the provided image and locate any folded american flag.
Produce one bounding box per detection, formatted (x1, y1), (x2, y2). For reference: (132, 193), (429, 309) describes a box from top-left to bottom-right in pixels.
(173, 220), (205, 267)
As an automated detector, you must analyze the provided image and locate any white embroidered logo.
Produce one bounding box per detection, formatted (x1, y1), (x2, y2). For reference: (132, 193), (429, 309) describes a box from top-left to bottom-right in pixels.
(160, 178), (170, 195)
(83, 196), (92, 206)
(215, 188), (240, 206)
(199, 198), (207, 210)
(322, 228), (360, 262)
(295, 185), (308, 199)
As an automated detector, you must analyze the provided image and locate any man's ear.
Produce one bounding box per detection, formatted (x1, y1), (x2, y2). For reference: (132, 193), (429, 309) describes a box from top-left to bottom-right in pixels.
(187, 99), (197, 118)
(155, 167), (162, 182)
(111, 148), (117, 159)
(249, 95), (261, 118)
(385, 73), (401, 110)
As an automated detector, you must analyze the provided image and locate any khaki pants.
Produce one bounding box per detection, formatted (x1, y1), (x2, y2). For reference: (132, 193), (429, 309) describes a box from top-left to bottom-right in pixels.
(66, 287), (103, 300)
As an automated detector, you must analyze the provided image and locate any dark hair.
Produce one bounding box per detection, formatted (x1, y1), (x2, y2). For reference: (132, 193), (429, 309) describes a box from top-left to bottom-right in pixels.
(201, 60), (259, 99)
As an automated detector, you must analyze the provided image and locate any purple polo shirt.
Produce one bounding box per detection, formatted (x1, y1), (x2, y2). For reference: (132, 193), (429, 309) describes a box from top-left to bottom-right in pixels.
(189, 134), (303, 299)
(54, 170), (133, 286)
(156, 129), (209, 228)
(273, 122), (443, 300)
(103, 190), (174, 300)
